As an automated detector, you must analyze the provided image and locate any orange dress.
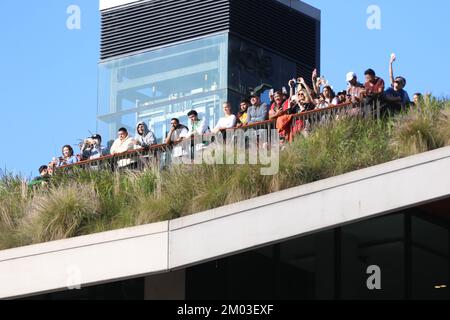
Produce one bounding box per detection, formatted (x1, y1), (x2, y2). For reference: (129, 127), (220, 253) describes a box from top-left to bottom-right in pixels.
(271, 101), (294, 142)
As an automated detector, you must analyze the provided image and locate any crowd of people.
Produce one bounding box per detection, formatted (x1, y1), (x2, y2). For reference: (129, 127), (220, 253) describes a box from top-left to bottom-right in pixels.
(31, 53), (421, 184)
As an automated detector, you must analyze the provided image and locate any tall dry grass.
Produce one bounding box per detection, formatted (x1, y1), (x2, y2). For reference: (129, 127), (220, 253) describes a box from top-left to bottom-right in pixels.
(0, 98), (449, 250)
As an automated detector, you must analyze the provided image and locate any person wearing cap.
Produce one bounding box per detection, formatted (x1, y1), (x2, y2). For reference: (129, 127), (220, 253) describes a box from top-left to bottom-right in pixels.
(247, 93), (269, 124)
(346, 72), (365, 103)
(81, 134), (105, 160)
(383, 53), (411, 114)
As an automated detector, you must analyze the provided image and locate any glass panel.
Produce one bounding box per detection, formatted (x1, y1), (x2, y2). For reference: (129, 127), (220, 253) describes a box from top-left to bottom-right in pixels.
(228, 34), (297, 99)
(341, 215), (405, 300)
(98, 34), (228, 143)
(412, 247), (449, 300)
(279, 231), (335, 300)
(411, 215), (449, 300)
(412, 215), (449, 256)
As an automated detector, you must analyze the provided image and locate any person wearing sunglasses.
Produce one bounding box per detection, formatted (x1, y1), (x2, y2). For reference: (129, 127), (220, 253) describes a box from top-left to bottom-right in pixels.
(383, 53), (411, 115)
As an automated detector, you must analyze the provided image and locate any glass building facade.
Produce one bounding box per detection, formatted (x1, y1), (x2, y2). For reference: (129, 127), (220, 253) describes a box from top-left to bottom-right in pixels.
(98, 34), (228, 144)
(97, 0), (320, 144)
(186, 202), (450, 300)
(97, 33), (304, 144)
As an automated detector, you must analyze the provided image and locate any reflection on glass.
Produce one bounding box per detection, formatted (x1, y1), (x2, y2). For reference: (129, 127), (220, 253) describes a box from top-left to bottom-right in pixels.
(228, 35), (297, 98)
(98, 34), (228, 143)
(341, 215), (405, 300)
(412, 216), (449, 300)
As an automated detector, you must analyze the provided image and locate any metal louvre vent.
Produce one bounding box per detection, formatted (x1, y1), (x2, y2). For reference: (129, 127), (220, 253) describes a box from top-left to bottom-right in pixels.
(229, 0), (319, 71)
(101, 0), (231, 60)
(101, 0), (320, 69)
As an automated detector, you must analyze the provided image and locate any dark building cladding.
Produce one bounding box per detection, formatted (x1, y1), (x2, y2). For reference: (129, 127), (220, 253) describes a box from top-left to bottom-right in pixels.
(28, 197), (450, 300)
(100, 0), (320, 77)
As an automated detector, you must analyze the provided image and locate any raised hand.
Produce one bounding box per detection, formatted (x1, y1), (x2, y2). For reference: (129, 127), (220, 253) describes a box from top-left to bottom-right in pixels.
(288, 79), (296, 88)
(390, 53), (396, 64)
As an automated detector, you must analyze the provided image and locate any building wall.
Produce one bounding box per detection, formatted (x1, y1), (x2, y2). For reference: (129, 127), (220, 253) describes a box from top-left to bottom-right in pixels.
(25, 199), (450, 300)
(99, 0), (145, 11)
(185, 202), (450, 300)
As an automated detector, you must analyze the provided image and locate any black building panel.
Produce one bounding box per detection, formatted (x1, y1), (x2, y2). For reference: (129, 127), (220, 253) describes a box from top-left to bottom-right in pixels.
(101, 0), (320, 76)
(101, 0), (231, 60)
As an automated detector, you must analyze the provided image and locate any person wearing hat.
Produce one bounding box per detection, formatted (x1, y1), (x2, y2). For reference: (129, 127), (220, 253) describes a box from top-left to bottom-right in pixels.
(247, 84), (271, 125)
(247, 93), (269, 124)
(81, 134), (106, 160)
(346, 72), (365, 103)
(383, 53), (411, 114)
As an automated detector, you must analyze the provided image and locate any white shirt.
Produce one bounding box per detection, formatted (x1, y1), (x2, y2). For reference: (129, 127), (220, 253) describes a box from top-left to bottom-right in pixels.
(214, 115), (237, 132)
(110, 136), (134, 155)
(109, 136), (135, 168)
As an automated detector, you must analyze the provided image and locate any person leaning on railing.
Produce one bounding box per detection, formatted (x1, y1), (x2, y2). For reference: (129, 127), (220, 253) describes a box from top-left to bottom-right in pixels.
(187, 110), (210, 136)
(363, 68), (385, 98)
(110, 128), (135, 155)
(134, 122), (157, 149)
(165, 118), (190, 158)
(212, 102), (237, 134)
(269, 90), (293, 143)
(109, 127), (135, 169)
(316, 86), (338, 109)
(382, 53), (411, 116)
(236, 99), (250, 127)
(81, 134), (106, 160)
(52, 145), (79, 167)
(165, 118), (189, 146)
(344, 72), (366, 116)
(247, 93), (269, 124)
(346, 72), (365, 104)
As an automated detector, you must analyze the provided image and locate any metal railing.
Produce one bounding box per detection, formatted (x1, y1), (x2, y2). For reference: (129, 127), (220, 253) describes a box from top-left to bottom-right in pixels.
(56, 100), (381, 173)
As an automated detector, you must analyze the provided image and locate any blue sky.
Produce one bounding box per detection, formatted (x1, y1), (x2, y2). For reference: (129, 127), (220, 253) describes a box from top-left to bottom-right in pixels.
(1, 0), (449, 177)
